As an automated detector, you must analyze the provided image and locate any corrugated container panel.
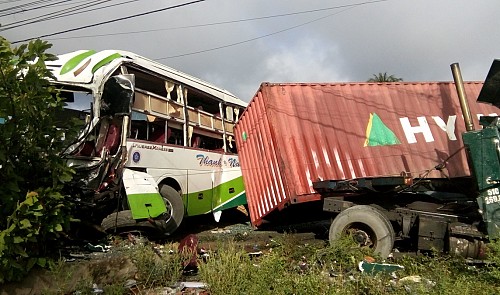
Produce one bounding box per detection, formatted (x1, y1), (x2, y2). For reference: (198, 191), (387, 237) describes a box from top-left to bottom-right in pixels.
(235, 82), (500, 226)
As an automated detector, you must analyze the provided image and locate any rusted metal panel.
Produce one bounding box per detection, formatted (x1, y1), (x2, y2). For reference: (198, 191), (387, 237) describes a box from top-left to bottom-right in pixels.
(235, 82), (500, 226)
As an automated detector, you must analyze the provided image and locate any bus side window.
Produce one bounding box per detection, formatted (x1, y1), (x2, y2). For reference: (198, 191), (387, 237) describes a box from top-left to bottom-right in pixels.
(130, 111), (148, 140)
(227, 136), (237, 153)
(168, 128), (182, 145)
(130, 122), (147, 140)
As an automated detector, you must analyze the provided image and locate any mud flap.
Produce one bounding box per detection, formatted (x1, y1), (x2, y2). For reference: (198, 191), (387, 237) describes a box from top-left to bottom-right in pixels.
(213, 210), (222, 222)
(122, 168), (167, 219)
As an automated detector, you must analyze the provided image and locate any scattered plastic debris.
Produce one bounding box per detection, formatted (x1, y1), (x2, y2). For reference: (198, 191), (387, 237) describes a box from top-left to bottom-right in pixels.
(199, 247), (210, 262)
(248, 251), (263, 258)
(266, 239), (281, 248)
(159, 282), (208, 295)
(399, 275), (436, 287)
(358, 260), (404, 277)
(363, 256), (376, 263)
(175, 281), (207, 289)
(210, 228), (231, 234)
(298, 261), (308, 272)
(85, 243), (111, 252)
(69, 253), (87, 259)
(124, 279), (137, 289)
(92, 283), (104, 294)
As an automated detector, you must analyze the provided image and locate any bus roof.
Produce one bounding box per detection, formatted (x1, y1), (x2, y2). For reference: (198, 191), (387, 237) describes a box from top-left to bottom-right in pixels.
(46, 49), (247, 107)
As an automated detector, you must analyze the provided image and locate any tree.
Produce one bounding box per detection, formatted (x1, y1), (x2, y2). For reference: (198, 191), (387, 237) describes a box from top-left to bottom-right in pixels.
(0, 37), (77, 283)
(367, 72), (403, 82)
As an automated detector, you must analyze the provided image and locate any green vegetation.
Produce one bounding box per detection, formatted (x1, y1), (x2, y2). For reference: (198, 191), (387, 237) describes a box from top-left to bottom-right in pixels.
(0, 37), (77, 283)
(367, 72), (403, 82)
(199, 235), (500, 295)
(41, 238), (188, 294)
(34, 235), (500, 294)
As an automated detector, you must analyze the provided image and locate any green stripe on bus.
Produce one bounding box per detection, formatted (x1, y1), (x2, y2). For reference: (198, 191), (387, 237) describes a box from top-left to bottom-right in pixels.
(60, 50), (96, 75)
(213, 192), (247, 212)
(91, 53), (122, 74)
(184, 176), (246, 216)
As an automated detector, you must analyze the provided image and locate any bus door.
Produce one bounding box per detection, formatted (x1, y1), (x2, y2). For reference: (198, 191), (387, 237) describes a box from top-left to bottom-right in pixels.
(185, 163), (215, 217)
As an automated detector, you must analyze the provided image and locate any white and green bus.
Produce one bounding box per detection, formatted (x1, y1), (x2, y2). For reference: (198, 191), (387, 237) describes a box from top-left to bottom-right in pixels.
(47, 50), (247, 235)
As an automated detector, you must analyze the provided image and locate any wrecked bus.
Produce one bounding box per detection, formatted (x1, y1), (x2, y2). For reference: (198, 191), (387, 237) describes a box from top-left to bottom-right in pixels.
(47, 50), (247, 235)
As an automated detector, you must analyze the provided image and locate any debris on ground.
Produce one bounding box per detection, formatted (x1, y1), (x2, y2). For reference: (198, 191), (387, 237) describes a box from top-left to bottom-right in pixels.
(91, 283), (104, 294)
(210, 228), (231, 234)
(399, 275), (436, 286)
(358, 259), (405, 277)
(85, 242), (111, 252)
(179, 234), (200, 275)
(248, 251), (263, 258)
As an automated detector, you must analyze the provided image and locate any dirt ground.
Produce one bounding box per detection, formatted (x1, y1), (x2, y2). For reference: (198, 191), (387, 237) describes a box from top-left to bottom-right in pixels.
(0, 207), (332, 294)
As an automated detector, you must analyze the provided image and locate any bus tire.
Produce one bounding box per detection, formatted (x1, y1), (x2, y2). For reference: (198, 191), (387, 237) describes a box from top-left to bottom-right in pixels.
(329, 205), (395, 258)
(101, 210), (165, 233)
(160, 184), (185, 234)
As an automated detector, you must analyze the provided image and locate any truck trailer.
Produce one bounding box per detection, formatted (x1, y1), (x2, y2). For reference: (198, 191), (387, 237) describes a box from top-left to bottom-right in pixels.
(235, 62), (500, 258)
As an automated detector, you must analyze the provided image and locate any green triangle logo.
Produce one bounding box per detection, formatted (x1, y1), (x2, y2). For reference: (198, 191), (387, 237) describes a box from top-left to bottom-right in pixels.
(364, 113), (401, 147)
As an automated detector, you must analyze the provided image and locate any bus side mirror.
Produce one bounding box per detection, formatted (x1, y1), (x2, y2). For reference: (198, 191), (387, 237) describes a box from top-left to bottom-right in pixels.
(101, 74), (135, 116)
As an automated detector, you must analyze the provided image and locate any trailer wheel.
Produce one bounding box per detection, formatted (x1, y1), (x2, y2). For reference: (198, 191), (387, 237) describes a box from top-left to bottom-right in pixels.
(329, 205), (395, 258)
(160, 184), (185, 234)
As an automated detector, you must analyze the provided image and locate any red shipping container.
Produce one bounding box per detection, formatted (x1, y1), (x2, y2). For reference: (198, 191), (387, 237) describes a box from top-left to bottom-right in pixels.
(234, 82), (500, 227)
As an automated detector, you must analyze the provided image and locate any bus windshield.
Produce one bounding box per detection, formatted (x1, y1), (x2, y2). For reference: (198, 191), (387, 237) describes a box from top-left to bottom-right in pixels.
(56, 88), (93, 126)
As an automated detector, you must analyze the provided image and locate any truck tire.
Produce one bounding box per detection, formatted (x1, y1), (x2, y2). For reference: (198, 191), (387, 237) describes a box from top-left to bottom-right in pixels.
(159, 184), (185, 234)
(329, 205), (395, 258)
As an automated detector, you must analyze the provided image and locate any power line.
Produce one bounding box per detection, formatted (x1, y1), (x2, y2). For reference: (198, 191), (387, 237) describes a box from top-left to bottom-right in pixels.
(155, 0), (387, 60)
(0, 0), (25, 4)
(0, 0), (71, 14)
(38, 0), (141, 24)
(45, 1), (385, 41)
(12, 0), (206, 44)
(0, 0), (140, 24)
(0, 0), (114, 30)
(0, 0), (94, 13)
(0, 0), (93, 18)
(1, 0), (140, 29)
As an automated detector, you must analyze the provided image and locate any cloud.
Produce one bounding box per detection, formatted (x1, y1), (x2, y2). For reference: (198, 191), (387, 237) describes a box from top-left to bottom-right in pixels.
(262, 38), (347, 83)
(2, 0), (500, 101)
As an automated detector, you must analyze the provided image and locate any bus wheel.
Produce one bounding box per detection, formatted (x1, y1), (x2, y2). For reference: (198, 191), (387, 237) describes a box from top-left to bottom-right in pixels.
(160, 184), (185, 234)
(329, 205), (395, 258)
(101, 210), (166, 234)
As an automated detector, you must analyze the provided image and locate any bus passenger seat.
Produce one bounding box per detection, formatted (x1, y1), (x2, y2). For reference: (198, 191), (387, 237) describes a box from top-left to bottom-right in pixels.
(151, 128), (170, 144)
(99, 124), (121, 155)
(76, 141), (95, 157)
(192, 136), (201, 148)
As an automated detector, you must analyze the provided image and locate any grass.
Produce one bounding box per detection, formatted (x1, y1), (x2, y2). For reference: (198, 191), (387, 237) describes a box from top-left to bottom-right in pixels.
(38, 234), (500, 294)
(199, 235), (500, 295)
(41, 236), (187, 294)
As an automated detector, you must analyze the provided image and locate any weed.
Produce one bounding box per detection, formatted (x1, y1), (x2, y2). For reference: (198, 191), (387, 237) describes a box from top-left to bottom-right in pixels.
(38, 235), (500, 295)
(41, 259), (91, 295)
(486, 238), (500, 281)
(199, 241), (252, 294)
(314, 235), (373, 273)
(126, 241), (185, 288)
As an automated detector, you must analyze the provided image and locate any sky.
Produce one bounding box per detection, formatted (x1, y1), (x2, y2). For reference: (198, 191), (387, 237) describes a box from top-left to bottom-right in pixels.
(1, 0), (500, 102)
